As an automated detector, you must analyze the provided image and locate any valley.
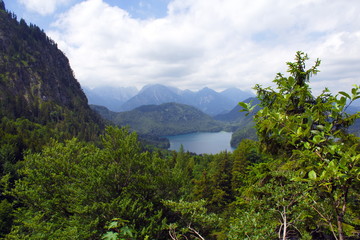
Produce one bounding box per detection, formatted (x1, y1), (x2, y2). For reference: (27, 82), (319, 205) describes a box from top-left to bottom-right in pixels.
(90, 98), (259, 149)
(87, 84), (259, 149)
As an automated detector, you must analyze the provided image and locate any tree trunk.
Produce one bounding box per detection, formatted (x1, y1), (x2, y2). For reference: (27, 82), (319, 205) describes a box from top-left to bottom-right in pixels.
(337, 183), (350, 240)
(337, 215), (345, 240)
(282, 206), (287, 240)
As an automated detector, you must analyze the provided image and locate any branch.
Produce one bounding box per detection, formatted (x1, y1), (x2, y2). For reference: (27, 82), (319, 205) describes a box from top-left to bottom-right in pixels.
(289, 223), (303, 238)
(315, 150), (325, 161)
(310, 204), (338, 240)
(188, 226), (205, 240)
(168, 227), (180, 240)
(169, 229), (178, 240)
(278, 224), (284, 240)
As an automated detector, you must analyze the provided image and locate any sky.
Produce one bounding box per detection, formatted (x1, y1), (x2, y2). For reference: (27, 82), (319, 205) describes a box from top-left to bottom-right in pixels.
(3, 0), (360, 94)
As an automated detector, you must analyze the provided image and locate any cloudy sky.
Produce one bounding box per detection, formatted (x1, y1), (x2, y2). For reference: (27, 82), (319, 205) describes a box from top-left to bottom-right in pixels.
(4, 0), (360, 94)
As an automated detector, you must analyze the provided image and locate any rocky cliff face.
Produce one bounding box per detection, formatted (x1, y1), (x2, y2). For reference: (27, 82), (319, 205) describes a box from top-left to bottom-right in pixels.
(0, 1), (102, 138)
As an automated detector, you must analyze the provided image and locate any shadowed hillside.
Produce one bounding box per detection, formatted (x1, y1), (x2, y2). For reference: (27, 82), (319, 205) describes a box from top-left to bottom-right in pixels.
(0, 3), (103, 139)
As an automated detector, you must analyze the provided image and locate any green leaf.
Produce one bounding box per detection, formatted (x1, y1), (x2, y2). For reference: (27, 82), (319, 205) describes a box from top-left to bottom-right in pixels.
(351, 86), (359, 96)
(339, 96), (347, 106)
(303, 142), (311, 149)
(327, 160), (336, 170)
(238, 102), (249, 111)
(311, 130), (320, 135)
(312, 135), (323, 144)
(102, 232), (119, 240)
(108, 221), (119, 229)
(326, 161), (340, 177)
(353, 95), (360, 101)
(120, 226), (134, 237)
(308, 170), (317, 180)
(291, 176), (309, 182)
(239, 101), (256, 116)
(316, 125), (324, 130)
(339, 157), (347, 168)
(338, 91), (351, 99)
(296, 127), (303, 136)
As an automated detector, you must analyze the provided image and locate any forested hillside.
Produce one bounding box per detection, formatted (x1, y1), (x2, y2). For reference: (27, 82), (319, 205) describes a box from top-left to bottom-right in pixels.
(0, 0), (359, 238)
(214, 97), (260, 147)
(0, 1), (104, 236)
(0, 2), (103, 140)
(92, 102), (224, 136)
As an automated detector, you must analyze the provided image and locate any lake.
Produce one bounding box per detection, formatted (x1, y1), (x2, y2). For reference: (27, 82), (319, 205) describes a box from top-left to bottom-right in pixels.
(165, 131), (235, 154)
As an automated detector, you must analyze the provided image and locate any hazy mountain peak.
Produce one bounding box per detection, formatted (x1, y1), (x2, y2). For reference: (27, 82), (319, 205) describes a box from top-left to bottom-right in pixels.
(199, 87), (216, 93)
(121, 84), (181, 111)
(140, 84), (169, 93)
(85, 84), (255, 115)
(220, 87), (255, 106)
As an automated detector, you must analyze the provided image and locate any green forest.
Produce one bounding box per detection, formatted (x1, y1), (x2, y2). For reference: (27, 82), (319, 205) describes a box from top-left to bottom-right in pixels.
(1, 51), (359, 239)
(0, 1), (360, 239)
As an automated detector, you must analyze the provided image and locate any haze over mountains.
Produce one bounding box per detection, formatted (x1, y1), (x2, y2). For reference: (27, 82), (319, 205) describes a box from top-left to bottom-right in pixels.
(85, 84), (254, 115)
(83, 86), (138, 112)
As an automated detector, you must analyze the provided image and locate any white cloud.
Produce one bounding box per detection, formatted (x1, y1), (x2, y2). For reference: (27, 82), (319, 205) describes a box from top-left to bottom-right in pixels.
(18, 0), (72, 15)
(48, 0), (360, 93)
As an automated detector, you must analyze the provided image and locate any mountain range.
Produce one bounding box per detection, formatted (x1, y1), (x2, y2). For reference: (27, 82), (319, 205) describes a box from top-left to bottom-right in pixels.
(85, 84), (254, 116)
(91, 102), (224, 136)
(2, 0), (358, 151)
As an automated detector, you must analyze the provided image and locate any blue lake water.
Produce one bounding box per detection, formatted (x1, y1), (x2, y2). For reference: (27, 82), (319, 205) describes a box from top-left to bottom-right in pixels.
(165, 131), (235, 154)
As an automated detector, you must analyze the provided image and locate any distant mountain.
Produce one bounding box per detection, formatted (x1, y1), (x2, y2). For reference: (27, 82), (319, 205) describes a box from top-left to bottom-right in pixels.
(91, 102), (224, 136)
(182, 87), (236, 116)
(351, 100), (360, 107)
(220, 87), (255, 106)
(93, 84), (256, 115)
(0, 5), (103, 139)
(84, 86), (138, 112)
(121, 84), (182, 111)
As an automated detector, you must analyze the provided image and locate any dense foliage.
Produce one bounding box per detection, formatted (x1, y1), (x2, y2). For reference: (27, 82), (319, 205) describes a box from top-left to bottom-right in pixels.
(7, 127), (180, 239)
(237, 52), (360, 240)
(0, 1), (359, 238)
(1, 49), (360, 240)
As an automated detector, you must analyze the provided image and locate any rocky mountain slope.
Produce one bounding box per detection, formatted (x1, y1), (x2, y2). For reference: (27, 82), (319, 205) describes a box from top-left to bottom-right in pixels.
(0, 2), (103, 139)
